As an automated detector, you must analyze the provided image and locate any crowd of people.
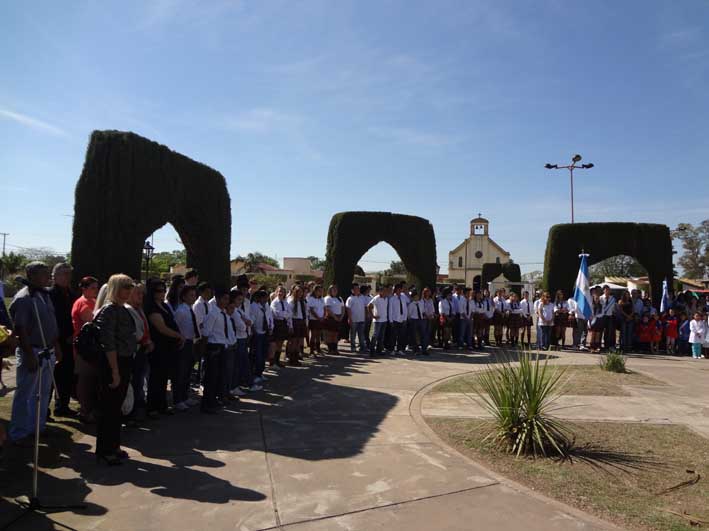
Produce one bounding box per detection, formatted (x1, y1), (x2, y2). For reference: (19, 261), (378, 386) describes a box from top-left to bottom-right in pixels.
(1, 260), (708, 463)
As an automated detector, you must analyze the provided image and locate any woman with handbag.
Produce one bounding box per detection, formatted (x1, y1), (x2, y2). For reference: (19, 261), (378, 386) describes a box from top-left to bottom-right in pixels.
(72, 276), (99, 423)
(93, 274), (137, 465)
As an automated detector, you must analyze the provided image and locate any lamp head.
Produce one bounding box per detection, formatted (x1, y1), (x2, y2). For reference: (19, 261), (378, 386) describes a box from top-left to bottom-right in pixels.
(544, 163), (557, 169)
(582, 163), (594, 169)
(572, 154), (582, 163)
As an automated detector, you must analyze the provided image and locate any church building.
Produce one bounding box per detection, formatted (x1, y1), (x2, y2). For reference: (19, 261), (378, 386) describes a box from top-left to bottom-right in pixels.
(447, 215), (512, 290)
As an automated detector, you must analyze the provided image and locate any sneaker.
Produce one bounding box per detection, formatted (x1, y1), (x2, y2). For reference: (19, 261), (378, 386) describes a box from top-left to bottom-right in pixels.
(175, 402), (189, 411)
(231, 387), (247, 396)
(250, 384), (263, 392)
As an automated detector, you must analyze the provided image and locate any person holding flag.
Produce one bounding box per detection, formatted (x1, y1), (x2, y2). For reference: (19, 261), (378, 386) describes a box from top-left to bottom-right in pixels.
(572, 252), (593, 352)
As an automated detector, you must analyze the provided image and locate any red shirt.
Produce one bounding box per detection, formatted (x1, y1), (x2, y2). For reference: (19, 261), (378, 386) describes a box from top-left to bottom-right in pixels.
(71, 296), (95, 339)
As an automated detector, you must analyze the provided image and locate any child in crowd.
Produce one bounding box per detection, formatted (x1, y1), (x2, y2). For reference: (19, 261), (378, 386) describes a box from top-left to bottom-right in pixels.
(536, 291), (554, 351)
(650, 314), (662, 354)
(689, 312), (707, 360)
(664, 308), (678, 355)
(636, 314), (654, 352)
(678, 313), (690, 355)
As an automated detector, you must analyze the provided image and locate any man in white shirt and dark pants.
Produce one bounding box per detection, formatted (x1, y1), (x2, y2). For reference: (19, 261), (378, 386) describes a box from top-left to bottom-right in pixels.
(388, 283), (408, 355)
(600, 285), (617, 351)
(346, 283), (367, 353)
(200, 288), (230, 414)
(368, 285), (390, 357)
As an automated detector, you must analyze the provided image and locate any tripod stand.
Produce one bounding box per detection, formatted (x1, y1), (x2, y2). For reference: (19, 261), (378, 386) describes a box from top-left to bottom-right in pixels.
(2, 299), (86, 530)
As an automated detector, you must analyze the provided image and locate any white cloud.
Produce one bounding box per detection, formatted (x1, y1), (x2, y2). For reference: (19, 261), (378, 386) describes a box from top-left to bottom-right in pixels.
(0, 107), (68, 137)
(369, 126), (456, 148)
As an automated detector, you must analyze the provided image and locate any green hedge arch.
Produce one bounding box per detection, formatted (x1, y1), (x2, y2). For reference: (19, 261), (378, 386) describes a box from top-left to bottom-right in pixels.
(323, 212), (437, 296)
(71, 130), (232, 288)
(481, 262), (522, 295)
(542, 222), (674, 306)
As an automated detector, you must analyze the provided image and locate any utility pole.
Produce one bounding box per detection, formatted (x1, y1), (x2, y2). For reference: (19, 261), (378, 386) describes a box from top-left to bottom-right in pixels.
(0, 233), (7, 256)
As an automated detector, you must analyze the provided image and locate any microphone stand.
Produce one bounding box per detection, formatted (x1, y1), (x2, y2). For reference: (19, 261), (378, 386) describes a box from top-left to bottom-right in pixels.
(2, 296), (86, 530)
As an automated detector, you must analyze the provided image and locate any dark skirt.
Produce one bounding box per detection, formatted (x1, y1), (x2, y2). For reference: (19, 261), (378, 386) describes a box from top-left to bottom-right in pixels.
(273, 319), (289, 341)
(323, 316), (342, 332)
(554, 313), (569, 327)
(492, 312), (504, 326)
(291, 319), (307, 338)
(508, 313), (522, 328)
(590, 316), (606, 332)
(309, 318), (323, 331)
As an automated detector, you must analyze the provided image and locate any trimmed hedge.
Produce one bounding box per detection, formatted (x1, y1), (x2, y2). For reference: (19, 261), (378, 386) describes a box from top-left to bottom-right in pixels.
(542, 223), (673, 307)
(323, 212), (437, 296)
(71, 130), (231, 289)
(481, 262), (522, 295)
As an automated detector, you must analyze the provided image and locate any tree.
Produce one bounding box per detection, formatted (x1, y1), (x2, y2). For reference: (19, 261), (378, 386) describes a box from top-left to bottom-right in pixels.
(672, 221), (709, 278)
(521, 270), (544, 290)
(588, 255), (648, 285)
(234, 252), (279, 272)
(306, 256), (327, 271)
(0, 252), (28, 278)
(150, 249), (187, 274)
(386, 260), (407, 275)
(12, 248), (68, 271)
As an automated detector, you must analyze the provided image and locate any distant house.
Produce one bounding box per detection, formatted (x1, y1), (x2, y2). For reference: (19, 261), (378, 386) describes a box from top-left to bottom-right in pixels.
(282, 257), (324, 280)
(678, 277), (709, 292)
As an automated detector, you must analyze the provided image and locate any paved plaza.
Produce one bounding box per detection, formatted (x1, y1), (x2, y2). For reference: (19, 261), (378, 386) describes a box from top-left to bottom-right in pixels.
(2, 347), (708, 530)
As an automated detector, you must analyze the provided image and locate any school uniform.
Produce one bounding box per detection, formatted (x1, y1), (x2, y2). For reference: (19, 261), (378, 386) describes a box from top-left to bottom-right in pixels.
(507, 300), (523, 344)
(388, 293), (408, 354)
(201, 306), (230, 412)
(232, 306), (253, 389)
(519, 298), (534, 346)
(271, 297), (292, 341)
(361, 293), (373, 349)
(173, 302), (200, 407)
(493, 297), (507, 344)
(289, 297), (309, 339)
(369, 294), (390, 355)
(553, 300), (569, 346)
(407, 300), (429, 353)
(457, 297), (475, 349)
(346, 294), (367, 352)
(537, 302), (554, 350)
(450, 294), (461, 347)
(566, 298), (587, 349)
(324, 295), (345, 332)
(600, 294), (617, 349)
(219, 311), (239, 401)
(250, 302), (273, 379)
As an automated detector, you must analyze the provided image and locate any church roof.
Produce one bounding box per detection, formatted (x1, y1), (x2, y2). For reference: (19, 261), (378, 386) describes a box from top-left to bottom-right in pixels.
(470, 216), (489, 224)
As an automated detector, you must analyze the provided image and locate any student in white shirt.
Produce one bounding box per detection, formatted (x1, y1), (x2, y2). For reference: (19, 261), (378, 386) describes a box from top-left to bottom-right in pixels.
(270, 286), (292, 367)
(438, 288), (456, 349)
(287, 285), (308, 366)
(219, 294), (239, 404)
(536, 291), (555, 351)
(689, 312), (707, 359)
(307, 285), (325, 355)
(172, 285), (201, 411)
(422, 287), (436, 347)
(507, 292), (523, 346)
(599, 285), (617, 350)
(407, 289), (429, 354)
(346, 283), (367, 354)
(493, 289), (507, 346)
(230, 290), (259, 394)
(387, 283), (408, 355)
(361, 285), (373, 351)
(553, 290), (569, 349)
(519, 291), (534, 348)
(250, 290), (272, 382)
(200, 289), (230, 414)
(192, 282), (213, 333)
(323, 285), (345, 354)
(533, 293), (542, 349)
(368, 285), (390, 356)
(457, 287), (475, 350)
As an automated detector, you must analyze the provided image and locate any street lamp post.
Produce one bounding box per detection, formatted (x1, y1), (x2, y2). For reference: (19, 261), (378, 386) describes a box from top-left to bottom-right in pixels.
(545, 154), (594, 223)
(142, 241), (154, 281)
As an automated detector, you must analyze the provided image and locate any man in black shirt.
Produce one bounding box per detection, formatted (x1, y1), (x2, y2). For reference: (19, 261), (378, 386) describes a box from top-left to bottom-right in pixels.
(49, 263), (77, 417)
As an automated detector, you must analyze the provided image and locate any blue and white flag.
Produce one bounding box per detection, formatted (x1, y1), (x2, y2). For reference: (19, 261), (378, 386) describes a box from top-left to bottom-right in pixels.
(660, 278), (670, 313)
(572, 254), (592, 320)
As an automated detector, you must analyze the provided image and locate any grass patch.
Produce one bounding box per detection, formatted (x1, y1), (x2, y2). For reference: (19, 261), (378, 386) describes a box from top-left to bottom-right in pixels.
(433, 365), (665, 396)
(427, 418), (709, 531)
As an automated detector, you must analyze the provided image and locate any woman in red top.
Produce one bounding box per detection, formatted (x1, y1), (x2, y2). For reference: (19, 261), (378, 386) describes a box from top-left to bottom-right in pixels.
(664, 308), (679, 354)
(72, 276), (99, 423)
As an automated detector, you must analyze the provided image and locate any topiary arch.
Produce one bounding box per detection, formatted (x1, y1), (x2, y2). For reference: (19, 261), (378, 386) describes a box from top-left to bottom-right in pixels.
(542, 222), (673, 307)
(71, 130), (231, 288)
(323, 212), (437, 296)
(481, 262), (522, 295)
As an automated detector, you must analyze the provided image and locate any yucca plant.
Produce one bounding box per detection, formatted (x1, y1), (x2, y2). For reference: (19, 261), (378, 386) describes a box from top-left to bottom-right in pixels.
(474, 352), (572, 458)
(600, 351), (626, 373)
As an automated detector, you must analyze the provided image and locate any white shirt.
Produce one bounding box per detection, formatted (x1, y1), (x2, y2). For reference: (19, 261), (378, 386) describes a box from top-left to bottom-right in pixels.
(369, 294), (389, 321)
(230, 310), (249, 340)
(236, 299), (251, 322)
(538, 302), (555, 325)
(519, 299), (533, 317)
(202, 307), (231, 347)
(439, 298), (455, 318)
(174, 302), (199, 340)
(632, 297), (644, 316)
(458, 297), (475, 319)
(494, 297), (507, 313)
(554, 300), (569, 314)
(288, 297), (308, 321)
(345, 295), (367, 323)
(423, 298), (435, 318)
(388, 293), (408, 323)
(408, 300), (426, 320)
(324, 296), (344, 317)
(508, 300), (522, 314)
(271, 298), (292, 326)
(689, 319), (707, 344)
(250, 302), (273, 335)
(307, 295), (325, 320)
(192, 296), (211, 330)
(600, 294), (617, 317)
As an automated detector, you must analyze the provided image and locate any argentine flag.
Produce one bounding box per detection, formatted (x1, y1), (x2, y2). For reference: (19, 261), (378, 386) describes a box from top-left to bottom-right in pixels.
(660, 279), (670, 313)
(572, 254), (592, 320)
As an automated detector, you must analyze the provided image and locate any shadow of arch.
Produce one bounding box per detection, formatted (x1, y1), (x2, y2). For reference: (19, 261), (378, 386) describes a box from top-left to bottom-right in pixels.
(324, 212), (437, 295)
(542, 222), (674, 307)
(70, 130), (231, 288)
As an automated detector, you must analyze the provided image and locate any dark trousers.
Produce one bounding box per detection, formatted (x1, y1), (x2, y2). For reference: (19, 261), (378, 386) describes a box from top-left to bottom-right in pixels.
(409, 319), (429, 352)
(202, 345), (223, 410)
(173, 340), (194, 405)
(131, 348), (148, 410)
(540, 326), (552, 350)
(96, 356), (132, 456)
(147, 346), (171, 413)
(234, 338), (252, 387)
(388, 321), (407, 352)
(219, 346), (235, 399)
(251, 334), (267, 377)
(53, 337), (74, 409)
(603, 317), (616, 349)
(370, 321), (388, 354)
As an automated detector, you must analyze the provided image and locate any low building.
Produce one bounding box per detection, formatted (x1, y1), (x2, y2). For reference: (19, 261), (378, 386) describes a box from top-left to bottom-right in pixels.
(282, 257), (324, 281)
(447, 215), (512, 290)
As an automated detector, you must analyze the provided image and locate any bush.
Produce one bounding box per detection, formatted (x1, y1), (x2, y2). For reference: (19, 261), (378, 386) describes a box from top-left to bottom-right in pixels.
(599, 352), (626, 373)
(474, 352), (572, 458)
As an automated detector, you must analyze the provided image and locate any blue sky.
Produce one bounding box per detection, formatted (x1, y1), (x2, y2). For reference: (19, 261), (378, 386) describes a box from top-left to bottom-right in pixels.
(1, 0), (708, 274)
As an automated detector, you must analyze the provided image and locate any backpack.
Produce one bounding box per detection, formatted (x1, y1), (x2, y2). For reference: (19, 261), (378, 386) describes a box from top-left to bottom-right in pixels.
(74, 307), (107, 363)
